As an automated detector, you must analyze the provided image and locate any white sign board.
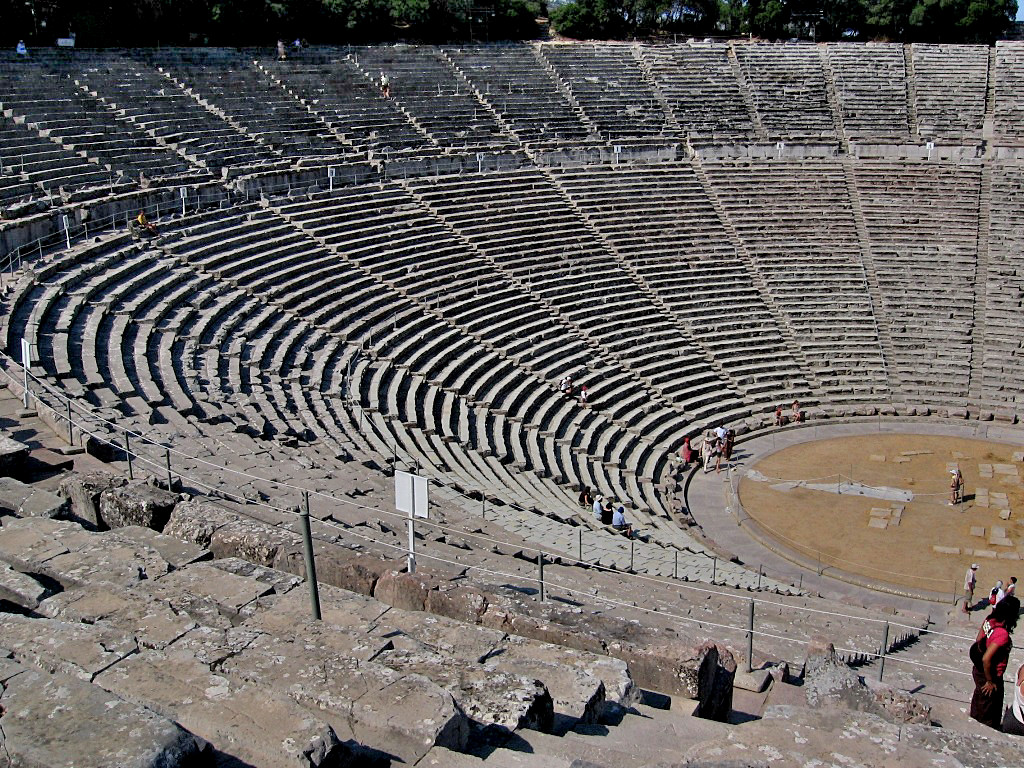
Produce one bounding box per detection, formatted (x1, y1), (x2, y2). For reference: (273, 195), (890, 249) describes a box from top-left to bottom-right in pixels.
(328, 167), (336, 178)
(395, 470), (428, 519)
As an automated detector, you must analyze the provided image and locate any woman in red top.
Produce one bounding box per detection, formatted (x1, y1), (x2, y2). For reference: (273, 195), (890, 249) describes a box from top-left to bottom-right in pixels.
(971, 595), (1020, 729)
(681, 436), (694, 467)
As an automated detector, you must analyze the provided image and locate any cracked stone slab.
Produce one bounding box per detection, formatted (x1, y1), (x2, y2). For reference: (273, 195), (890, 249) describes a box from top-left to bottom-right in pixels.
(0, 476), (70, 519)
(0, 660), (205, 768)
(94, 626), (353, 768)
(99, 481), (180, 530)
(0, 560), (49, 608)
(0, 612), (138, 681)
(218, 630), (468, 763)
(113, 526), (211, 569)
(39, 584), (197, 651)
(146, 561), (275, 617)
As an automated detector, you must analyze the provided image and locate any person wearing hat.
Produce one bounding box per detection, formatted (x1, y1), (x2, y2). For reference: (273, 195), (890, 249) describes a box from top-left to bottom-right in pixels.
(965, 563), (979, 613)
(950, 467), (964, 505)
(592, 494), (603, 522)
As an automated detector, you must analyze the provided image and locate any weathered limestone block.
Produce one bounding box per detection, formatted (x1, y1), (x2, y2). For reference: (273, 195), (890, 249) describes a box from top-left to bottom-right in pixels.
(0, 612), (138, 681)
(0, 476), (70, 519)
(95, 626), (358, 768)
(373, 569), (435, 611)
(40, 584), (198, 651)
(275, 546), (390, 595)
(100, 480), (179, 531)
(0, 433), (29, 477)
(380, 646), (554, 733)
(114, 526), (210, 569)
(219, 630), (469, 763)
(0, 517), (172, 588)
(163, 498), (234, 546)
(0, 561), (49, 609)
(165, 499), (296, 566)
(58, 470), (128, 529)
(0, 660), (206, 768)
(146, 562), (275, 618)
(803, 641), (930, 725)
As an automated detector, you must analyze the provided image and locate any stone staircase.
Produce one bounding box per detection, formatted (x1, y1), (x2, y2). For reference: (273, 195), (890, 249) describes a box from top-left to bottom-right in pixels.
(690, 156), (825, 397)
(840, 154), (902, 398)
(818, 45), (851, 153)
(967, 162), (994, 413)
(726, 43), (767, 141)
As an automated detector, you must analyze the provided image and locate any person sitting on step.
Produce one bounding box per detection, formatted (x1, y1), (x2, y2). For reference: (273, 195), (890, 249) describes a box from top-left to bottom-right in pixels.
(611, 505), (632, 538)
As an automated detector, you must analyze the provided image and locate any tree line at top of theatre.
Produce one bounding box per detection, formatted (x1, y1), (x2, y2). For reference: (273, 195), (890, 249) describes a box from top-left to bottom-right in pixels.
(3, 0), (1015, 48)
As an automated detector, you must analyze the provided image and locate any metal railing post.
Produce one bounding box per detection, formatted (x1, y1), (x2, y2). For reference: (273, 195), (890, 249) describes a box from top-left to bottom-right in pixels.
(165, 447), (173, 490)
(406, 504), (416, 574)
(125, 429), (133, 479)
(578, 528), (583, 562)
(746, 599), (755, 673)
(712, 556), (717, 584)
(300, 491), (322, 620)
(674, 549), (678, 579)
(878, 622), (889, 681)
(629, 539), (634, 572)
(66, 399), (73, 444)
(537, 550), (545, 602)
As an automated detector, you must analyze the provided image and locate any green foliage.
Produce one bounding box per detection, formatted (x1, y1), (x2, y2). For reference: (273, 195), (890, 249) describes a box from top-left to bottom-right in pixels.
(5, 0), (1015, 44)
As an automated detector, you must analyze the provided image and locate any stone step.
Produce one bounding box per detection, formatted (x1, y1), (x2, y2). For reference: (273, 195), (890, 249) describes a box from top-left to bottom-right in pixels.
(0, 657), (207, 768)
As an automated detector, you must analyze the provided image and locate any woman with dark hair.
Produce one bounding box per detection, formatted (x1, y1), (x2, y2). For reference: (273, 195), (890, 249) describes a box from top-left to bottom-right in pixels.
(970, 594), (1021, 729)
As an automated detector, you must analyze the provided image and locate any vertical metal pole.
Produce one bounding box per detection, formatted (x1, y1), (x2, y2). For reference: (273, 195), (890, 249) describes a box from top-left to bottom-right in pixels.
(799, 573), (803, 591)
(21, 338), (31, 409)
(878, 622), (889, 681)
(125, 430), (133, 479)
(578, 528), (583, 562)
(674, 549), (678, 579)
(757, 565), (763, 590)
(407, 482), (416, 574)
(712, 556), (717, 584)
(165, 447), (173, 490)
(629, 539), (634, 572)
(300, 491), (322, 620)
(537, 550), (545, 602)
(481, 494), (486, 520)
(66, 400), (73, 443)
(746, 599), (755, 673)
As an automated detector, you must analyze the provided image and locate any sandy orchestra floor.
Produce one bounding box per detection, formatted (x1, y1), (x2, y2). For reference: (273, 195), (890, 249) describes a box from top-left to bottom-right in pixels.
(738, 434), (1024, 594)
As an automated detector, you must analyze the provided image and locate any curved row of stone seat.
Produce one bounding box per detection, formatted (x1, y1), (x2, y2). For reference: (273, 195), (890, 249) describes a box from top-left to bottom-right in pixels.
(445, 45), (593, 144)
(982, 161), (1024, 412)
(824, 42), (912, 141)
(540, 43), (669, 141)
(853, 160), (981, 405)
(0, 58), (203, 184)
(156, 56), (357, 162)
(995, 42), (1024, 146)
(258, 56), (437, 156)
(733, 43), (836, 141)
(700, 158), (888, 403)
(401, 169), (743, 417)
(267, 183), (696, 495)
(639, 41), (755, 140)
(76, 58), (285, 175)
(0, 116), (123, 201)
(549, 162), (814, 409)
(150, 206), (656, 516)
(352, 46), (516, 152)
(910, 43), (988, 140)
